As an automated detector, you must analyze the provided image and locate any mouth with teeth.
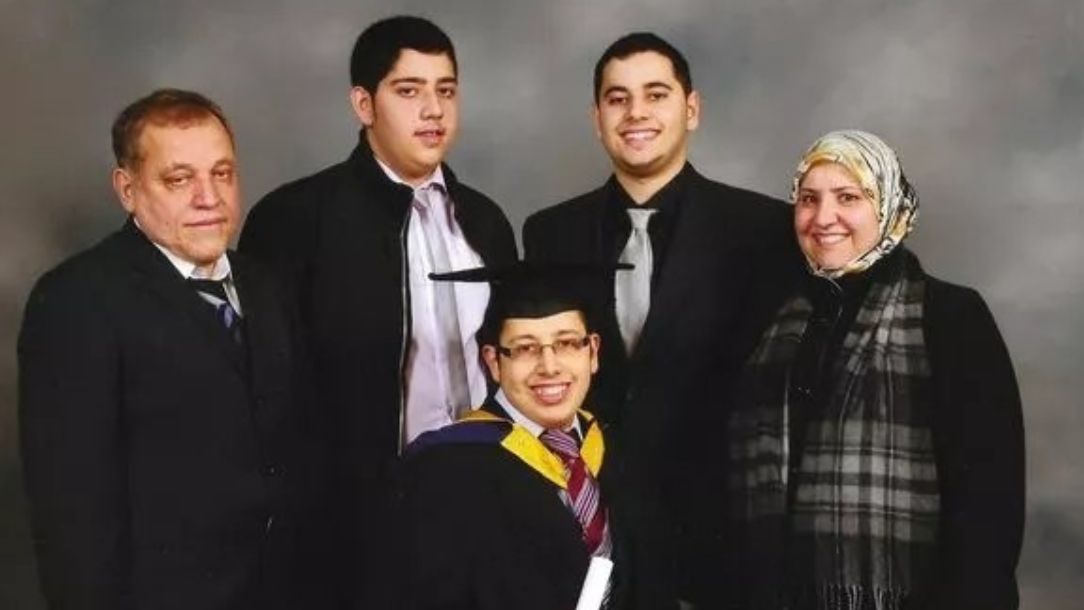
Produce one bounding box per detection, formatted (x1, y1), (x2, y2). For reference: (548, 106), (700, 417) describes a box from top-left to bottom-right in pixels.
(619, 128), (660, 149)
(813, 233), (849, 246)
(530, 382), (572, 406)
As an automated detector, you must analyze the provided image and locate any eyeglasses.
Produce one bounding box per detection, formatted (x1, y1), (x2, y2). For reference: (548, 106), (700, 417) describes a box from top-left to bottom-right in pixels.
(497, 336), (592, 361)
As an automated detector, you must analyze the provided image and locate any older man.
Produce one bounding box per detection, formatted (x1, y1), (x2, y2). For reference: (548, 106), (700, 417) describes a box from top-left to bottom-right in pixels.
(19, 89), (313, 610)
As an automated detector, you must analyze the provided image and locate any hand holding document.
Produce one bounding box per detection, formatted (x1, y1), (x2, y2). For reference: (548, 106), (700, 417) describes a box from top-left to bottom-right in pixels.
(575, 556), (614, 610)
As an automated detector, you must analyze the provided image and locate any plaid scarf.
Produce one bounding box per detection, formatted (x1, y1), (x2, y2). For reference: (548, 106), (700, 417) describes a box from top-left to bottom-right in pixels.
(728, 250), (940, 610)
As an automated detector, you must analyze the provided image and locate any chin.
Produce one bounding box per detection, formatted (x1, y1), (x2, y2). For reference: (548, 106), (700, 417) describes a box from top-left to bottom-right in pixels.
(532, 407), (576, 430)
(183, 244), (228, 265)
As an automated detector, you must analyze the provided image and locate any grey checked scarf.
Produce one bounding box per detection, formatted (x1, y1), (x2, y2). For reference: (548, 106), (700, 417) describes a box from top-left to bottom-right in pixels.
(728, 249), (940, 610)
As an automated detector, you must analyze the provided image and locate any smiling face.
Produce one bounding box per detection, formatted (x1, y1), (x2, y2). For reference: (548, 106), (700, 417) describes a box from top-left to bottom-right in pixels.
(112, 117), (240, 273)
(794, 162), (881, 272)
(351, 49), (458, 186)
(594, 51), (699, 189)
(481, 310), (600, 430)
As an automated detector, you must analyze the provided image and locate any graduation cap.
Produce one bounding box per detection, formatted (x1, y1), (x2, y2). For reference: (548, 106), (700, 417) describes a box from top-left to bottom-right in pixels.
(430, 261), (629, 346)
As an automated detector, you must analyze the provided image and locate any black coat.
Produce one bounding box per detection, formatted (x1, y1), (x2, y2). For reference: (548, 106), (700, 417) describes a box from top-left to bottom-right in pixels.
(522, 168), (796, 605)
(18, 221), (314, 610)
(921, 272), (1025, 610)
(239, 136), (517, 607)
(392, 399), (635, 610)
(722, 249), (1025, 610)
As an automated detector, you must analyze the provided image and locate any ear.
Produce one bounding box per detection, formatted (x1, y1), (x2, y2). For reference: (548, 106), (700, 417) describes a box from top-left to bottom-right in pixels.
(112, 167), (137, 214)
(481, 345), (501, 383)
(592, 102), (603, 141)
(588, 333), (600, 375)
(685, 90), (701, 132)
(350, 86), (376, 128)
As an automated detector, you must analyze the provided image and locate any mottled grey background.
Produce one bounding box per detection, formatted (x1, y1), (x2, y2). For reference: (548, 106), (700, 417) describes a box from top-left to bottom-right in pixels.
(2, 0), (1080, 607)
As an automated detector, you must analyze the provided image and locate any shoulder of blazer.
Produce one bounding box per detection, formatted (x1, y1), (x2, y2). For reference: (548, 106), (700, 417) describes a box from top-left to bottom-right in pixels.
(685, 169), (790, 218)
(921, 267), (1021, 430)
(528, 183), (609, 227)
(252, 157), (351, 219)
(446, 172), (517, 264)
(922, 272), (994, 352)
(447, 177), (507, 222)
(22, 222), (172, 333)
(522, 183), (610, 256)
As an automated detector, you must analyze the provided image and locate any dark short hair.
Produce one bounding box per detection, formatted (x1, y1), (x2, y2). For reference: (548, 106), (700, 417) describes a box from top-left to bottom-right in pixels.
(111, 88), (233, 169)
(349, 16), (457, 94)
(593, 32), (693, 102)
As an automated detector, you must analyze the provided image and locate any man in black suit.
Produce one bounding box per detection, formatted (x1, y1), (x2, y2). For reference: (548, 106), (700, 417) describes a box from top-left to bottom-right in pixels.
(396, 263), (644, 610)
(239, 16), (517, 608)
(522, 33), (794, 607)
(19, 89), (313, 609)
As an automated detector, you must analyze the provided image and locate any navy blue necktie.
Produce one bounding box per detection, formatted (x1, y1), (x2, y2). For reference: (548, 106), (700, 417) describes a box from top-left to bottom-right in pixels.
(188, 278), (243, 345)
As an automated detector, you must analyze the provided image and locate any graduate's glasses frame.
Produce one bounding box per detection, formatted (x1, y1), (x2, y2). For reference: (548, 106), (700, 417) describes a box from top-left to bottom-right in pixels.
(496, 336), (592, 362)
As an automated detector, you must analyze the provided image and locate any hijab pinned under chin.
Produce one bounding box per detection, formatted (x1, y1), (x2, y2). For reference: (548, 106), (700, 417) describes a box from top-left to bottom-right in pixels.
(791, 129), (920, 279)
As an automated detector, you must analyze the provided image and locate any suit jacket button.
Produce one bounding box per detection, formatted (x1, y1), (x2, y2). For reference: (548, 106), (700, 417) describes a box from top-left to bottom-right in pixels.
(262, 465), (280, 477)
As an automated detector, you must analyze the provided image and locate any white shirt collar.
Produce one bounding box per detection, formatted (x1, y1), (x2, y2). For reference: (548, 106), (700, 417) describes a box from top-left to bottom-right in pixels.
(374, 157), (446, 192)
(134, 218), (232, 280)
(493, 389), (582, 440)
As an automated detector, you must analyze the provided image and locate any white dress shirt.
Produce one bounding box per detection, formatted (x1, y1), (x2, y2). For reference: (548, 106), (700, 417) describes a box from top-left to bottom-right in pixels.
(375, 160), (490, 444)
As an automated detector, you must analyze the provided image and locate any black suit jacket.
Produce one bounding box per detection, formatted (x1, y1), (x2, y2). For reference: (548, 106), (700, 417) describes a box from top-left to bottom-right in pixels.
(18, 220), (314, 610)
(239, 136), (517, 607)
(393, 399), (644, 610)
(523, 167), (796, 604)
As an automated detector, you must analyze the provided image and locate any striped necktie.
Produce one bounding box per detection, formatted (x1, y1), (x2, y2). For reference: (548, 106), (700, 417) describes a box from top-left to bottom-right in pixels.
(188, 278), (243, 345)
(540, 428), (607, 554)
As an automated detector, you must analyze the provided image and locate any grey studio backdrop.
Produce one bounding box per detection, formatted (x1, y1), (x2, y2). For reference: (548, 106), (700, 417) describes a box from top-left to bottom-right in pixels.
(1, 0), (1080, 607)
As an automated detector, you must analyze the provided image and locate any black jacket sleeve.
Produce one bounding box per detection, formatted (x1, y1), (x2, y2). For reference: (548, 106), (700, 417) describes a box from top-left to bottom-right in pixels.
(391, 450), (478, 610)
(18, 267), (130, 610)
(923, 279), (1025, 610)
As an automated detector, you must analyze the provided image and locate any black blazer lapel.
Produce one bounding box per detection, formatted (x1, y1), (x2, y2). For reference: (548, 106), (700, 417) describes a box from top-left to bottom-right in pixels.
(117, 221), (247, 375)
(632, 172), (729, 362)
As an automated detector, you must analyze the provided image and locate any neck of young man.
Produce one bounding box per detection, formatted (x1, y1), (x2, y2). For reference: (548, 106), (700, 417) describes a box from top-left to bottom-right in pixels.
(367, 137), (441, 188)
(613, 152), (687, 204)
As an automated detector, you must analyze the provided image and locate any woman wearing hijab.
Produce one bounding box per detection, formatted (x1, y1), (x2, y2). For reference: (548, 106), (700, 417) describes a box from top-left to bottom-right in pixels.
(725, 130), (1024, 610)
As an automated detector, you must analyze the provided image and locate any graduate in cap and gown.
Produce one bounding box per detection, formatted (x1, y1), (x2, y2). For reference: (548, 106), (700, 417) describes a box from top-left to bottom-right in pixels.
(390, 262), (651, 610)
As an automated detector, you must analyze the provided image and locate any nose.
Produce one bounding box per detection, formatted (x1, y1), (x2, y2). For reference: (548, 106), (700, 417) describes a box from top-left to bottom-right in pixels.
(627, 94), (649, 120)
(811, 200), (838, 227)
(535, 346), (562, 376)
(420, 89), (444, 119)
(192, 175), (222, 209)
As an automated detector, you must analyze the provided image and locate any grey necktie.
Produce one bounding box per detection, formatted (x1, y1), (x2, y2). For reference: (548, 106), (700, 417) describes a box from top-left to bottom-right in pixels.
(415, 185), (472, 416)
(616, 208), (657, 355)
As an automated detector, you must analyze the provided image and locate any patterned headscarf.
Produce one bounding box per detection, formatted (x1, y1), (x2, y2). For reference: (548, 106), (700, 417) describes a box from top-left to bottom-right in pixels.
(791, 130), (919, 278)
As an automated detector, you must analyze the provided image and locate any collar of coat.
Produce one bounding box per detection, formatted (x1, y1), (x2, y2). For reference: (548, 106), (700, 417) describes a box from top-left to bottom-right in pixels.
(451, 408), (605, 489)
(346, 131), (465, 220)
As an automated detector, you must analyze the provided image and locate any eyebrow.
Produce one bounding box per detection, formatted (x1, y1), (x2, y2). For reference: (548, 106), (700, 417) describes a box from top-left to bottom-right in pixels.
(643, 81), (673, 90)
(507, 328), (583, 342)
(161, 163), (195, 173)
(388, 76), (459, 86)
(602, 85), (630, 98)
(799, 186), (863, 192)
